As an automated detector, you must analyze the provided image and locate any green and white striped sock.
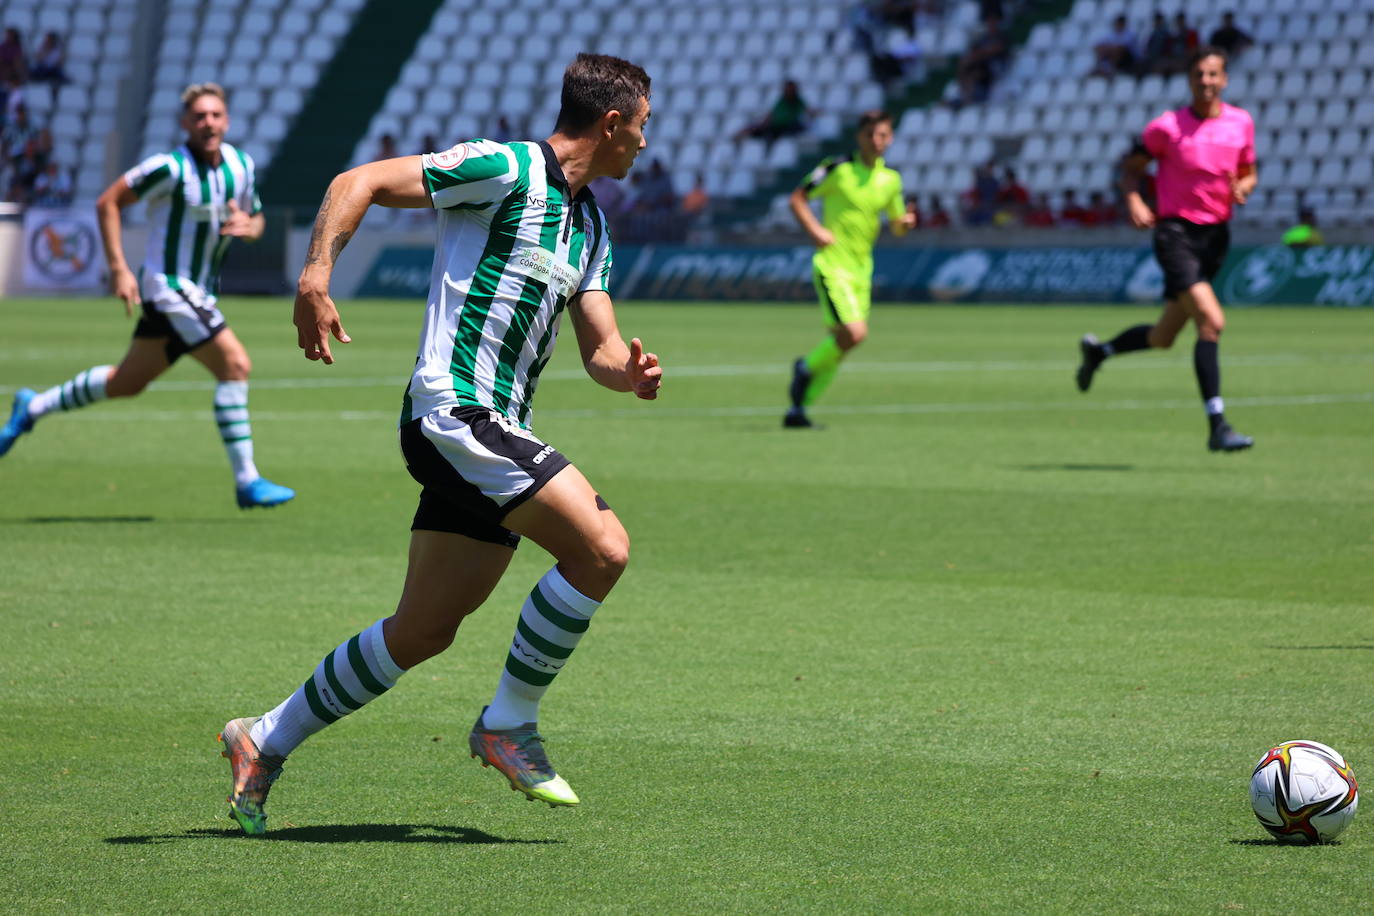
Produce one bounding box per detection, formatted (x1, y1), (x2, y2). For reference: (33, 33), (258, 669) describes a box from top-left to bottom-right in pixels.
(28, 366), (113, 420)
(251, 619), (405, 758)
(483, 566), (601, 730)
(214, 381), (259, 486)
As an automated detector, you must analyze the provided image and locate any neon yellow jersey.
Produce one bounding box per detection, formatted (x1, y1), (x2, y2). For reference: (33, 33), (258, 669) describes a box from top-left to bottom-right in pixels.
(800, 153), (905, 274)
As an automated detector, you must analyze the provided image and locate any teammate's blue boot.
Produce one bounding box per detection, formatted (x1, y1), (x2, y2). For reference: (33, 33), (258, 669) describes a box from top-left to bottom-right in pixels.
(0, 388), (37, 457)
(236, 477), (296, 509)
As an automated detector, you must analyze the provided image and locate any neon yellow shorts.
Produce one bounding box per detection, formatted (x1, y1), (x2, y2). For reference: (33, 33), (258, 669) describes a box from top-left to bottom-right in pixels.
(813, 265), (871, 325)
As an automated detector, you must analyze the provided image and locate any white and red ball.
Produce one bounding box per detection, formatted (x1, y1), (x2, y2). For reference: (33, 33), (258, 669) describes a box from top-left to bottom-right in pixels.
(1249, 740), (1358, 844)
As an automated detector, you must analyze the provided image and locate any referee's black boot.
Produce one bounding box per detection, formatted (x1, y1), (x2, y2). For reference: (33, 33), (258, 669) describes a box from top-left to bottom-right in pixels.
(782, 407), (813, 429)
(1075, 334), (1105, 392)
(1208, 421), (1254, 453)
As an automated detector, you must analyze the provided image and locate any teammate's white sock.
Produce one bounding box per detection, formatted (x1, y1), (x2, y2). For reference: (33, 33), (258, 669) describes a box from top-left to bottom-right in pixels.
(483, 566), (600, 730)
(251, 618), (405, 758)
(214, 381), (259, 487)
(27, 366), (113, 420)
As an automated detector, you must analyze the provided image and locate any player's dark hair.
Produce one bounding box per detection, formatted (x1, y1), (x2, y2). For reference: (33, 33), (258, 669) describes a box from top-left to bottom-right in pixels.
(856, 109), (893, 131)
(1188, 46), (1228, 71)
(555, 53), (651, 133)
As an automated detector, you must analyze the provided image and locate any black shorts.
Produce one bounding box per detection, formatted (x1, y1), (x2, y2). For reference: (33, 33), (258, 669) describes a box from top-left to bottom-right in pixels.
(399, 406), (571, 548)
(1153, 218), (1231, 299)
(132, 286), (227, 363)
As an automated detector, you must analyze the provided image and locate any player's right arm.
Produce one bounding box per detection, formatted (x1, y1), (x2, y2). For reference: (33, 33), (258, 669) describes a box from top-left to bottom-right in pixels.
(1119, 145), (1156, 229)
(94, 178), (141, 316)
(294, 156), (430, 363)
(790, 158), (837, 248)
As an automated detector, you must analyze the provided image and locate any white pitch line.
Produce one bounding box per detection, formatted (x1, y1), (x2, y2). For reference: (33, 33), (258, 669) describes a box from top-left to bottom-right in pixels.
(36, 391), (1374, 423)
(3, 352), (1372, 396)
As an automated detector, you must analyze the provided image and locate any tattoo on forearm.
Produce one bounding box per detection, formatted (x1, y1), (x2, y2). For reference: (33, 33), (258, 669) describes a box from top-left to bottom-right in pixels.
(303, 188), (334, 265)
(329, 229), (352, 262)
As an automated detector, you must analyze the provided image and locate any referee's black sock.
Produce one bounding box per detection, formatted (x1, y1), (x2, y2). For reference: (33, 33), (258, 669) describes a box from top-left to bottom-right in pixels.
(1101, 324), (1153, 357)
(1194, 339), (1225, 431)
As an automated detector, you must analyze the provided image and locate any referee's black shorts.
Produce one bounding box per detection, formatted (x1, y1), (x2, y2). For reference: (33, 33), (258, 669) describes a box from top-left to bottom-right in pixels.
(1153, 217), (1231, 299)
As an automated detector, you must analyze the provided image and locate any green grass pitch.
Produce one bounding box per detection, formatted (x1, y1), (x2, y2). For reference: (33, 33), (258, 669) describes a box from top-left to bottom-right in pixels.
(1, 296), (1371, 912)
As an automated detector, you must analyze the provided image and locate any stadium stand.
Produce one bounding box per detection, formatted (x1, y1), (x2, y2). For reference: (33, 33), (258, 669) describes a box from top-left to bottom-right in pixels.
(4, 0), (1372, 235)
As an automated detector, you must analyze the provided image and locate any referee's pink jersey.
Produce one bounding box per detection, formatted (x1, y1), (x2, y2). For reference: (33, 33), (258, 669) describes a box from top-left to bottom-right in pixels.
(1142, 103), (1256, 225)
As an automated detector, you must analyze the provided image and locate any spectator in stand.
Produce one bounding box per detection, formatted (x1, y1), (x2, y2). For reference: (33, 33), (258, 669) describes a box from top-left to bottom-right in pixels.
(998, 167), (1030, 218)
(1163, 12), (1198, 73)
(956, 15), (1009, 106)
(0, 28), (26, 86)
(1208, 12), (1253, 58)
(903, 193), (922, 226)
(31, 160), (72, 207)
(1142, 12), (1173, 74)
(1092, 15), (1138, 76)
(587, 174), (627, 225)
(418, 133), (438, 155)
(960, 163), (1001, 225)
(734, 80), (811, 145)
(1059, 188), (1091, 225)
(1085, 190), (1121, 226)
(7, 136), (43, 203)
(490, 115), (517, 143)
(681, 173), (709, 220)
(1023, 192), (1056, 227)
(3, 102), (37, 165)
(374, 133), (398, 161)
(29, 32), (67, 101)
(637, 158), (676, 211)
(925, 195), (951, 227)
(1281, 207), (1323, 248)
(3, 74), (27, 123)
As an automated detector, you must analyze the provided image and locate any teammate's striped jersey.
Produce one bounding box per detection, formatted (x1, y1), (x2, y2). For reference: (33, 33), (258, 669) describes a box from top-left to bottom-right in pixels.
(403, 138), (614, 430)
(122, 141), (262, 298)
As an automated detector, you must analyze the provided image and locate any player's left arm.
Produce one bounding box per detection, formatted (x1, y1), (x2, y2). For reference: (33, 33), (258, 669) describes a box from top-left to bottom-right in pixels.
(219, 200), (265, 241)
(1231, 163), (1258, 205)
(887, 177), (917, 236)
(568, 290), (662, 400)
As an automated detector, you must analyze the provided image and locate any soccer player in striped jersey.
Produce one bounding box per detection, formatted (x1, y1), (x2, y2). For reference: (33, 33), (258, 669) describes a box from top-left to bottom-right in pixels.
(1076, 48), (1257, 452)
(0, 83), (294, 507)
(218, 54), (662, 833)
(785, 110), (917, 428)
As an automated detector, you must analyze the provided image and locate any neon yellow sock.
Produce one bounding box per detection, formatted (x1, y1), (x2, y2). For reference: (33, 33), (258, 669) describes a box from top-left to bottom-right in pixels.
(802, 337), (845, 406)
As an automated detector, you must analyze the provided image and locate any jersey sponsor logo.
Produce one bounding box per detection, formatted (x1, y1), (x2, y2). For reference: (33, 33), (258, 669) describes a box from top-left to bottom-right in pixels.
(430, 144), (468, 169)
(511, 245), (581, 297)
(523, 194), (562, 214)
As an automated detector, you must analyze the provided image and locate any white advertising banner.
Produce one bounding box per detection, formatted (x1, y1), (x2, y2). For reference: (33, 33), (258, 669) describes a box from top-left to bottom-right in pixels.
(22, 207), (102, 291)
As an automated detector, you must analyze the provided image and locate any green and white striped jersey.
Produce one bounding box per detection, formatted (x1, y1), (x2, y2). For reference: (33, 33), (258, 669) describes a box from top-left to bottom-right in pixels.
(122, 142), (262, 299)
(403, 139), (614, 430)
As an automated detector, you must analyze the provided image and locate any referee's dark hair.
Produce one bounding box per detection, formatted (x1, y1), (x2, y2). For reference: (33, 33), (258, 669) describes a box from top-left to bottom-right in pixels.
(1187, 46), (1229, 71)
(556, 53), (652, 132)
(856, 109), (894, 131)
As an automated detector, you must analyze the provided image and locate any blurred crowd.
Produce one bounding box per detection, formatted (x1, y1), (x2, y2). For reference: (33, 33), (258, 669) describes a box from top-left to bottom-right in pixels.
(1, 27), (73, 206)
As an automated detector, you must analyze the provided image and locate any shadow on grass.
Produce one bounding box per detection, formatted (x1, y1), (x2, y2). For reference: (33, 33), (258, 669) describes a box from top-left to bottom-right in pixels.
(105, 824), (562, 845)
(21, 515), (157, 524)
(1011, 463), (1135, 472)
(1229, 838), (1340, 847)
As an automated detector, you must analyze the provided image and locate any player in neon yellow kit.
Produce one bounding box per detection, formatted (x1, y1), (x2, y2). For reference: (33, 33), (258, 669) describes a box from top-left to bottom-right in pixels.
(785, 109), (916, 428)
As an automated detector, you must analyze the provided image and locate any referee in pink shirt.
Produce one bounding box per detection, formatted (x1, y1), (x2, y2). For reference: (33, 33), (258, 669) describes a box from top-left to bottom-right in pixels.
(1076, 47), (1257, 452)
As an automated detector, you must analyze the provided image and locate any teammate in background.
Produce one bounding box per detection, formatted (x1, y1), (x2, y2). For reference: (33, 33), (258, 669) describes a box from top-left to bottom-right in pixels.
(217, 54), (662, 834)
(0, 84), (294, 506)
(785, 110), (916, 428)
(1075, 48), (1257, 452)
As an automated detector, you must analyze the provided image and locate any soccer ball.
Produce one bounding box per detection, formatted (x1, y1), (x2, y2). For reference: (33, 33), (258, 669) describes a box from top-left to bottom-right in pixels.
(1249, 740), (1359, 844)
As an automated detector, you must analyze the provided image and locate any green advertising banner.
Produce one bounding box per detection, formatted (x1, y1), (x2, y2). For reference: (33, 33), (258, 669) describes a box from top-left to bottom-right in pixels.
(354, 243), (1374, 306)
